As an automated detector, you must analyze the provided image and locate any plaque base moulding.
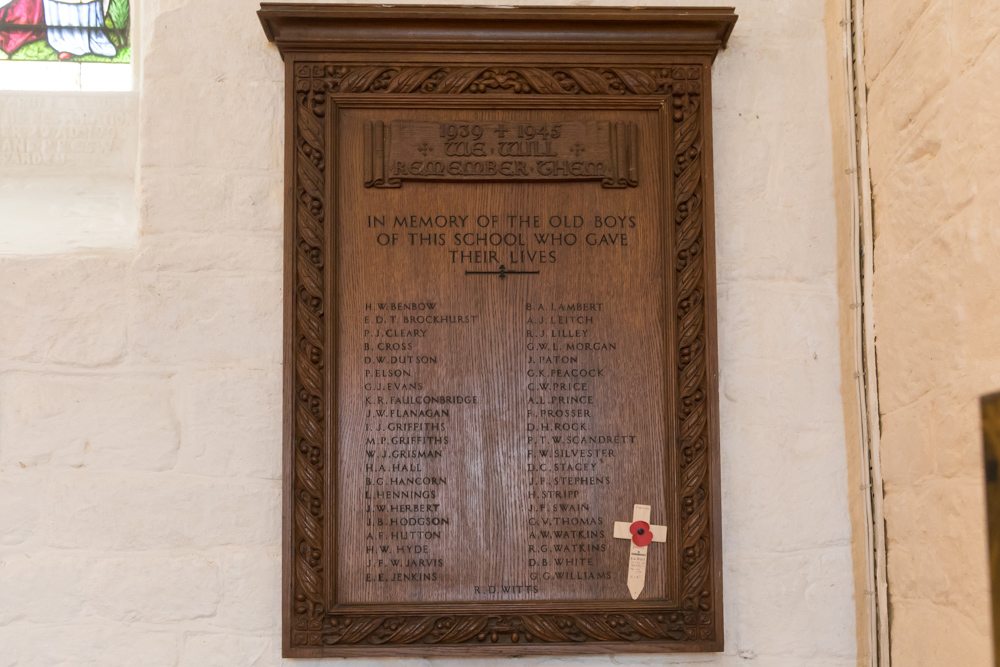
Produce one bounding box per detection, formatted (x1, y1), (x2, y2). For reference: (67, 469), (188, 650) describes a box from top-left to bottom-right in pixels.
(259, 5), (735, 658)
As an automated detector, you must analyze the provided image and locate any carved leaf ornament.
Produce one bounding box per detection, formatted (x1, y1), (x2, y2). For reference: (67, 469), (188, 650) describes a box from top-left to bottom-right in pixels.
(295, 65), (703, 115)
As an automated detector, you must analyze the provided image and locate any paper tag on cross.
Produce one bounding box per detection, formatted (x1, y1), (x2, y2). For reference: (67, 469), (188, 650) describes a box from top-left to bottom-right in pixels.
(613, 503), (667, 599)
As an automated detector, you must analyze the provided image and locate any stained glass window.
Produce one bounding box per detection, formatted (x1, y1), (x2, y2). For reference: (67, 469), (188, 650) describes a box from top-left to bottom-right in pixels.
(0, 0), (130, 91)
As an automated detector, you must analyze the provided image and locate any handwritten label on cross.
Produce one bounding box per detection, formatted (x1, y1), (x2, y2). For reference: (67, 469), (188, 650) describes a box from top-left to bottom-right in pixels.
(613, 503), (667, 599)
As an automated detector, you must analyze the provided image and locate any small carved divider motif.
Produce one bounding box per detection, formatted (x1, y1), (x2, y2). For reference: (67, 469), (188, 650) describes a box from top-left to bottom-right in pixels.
(290, 64), (713, 648)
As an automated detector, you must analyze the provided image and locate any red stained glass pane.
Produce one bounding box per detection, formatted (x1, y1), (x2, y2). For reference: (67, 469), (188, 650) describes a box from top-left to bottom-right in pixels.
(0, 0), (129, 63)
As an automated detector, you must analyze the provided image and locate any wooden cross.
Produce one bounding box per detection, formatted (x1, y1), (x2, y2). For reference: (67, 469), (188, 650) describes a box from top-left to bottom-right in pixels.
(613, 503), (667, 599)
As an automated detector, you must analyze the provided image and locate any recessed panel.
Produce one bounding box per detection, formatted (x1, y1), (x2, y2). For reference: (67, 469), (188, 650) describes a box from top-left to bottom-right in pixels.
(335, 107), (673, 605)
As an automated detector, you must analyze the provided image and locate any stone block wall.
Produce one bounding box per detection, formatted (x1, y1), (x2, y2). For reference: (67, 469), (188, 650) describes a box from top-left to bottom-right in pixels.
(864, 1), (1000, 664)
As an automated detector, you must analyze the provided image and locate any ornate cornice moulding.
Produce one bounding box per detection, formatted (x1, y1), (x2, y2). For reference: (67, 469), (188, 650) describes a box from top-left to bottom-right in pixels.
(259, 4), (736, 58)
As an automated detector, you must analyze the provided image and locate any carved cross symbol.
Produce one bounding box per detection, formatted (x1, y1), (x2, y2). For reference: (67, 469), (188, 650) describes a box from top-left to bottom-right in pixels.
(613, 504), (666, 599)
(569, 142), (586, 157)
(417, 141), (433, 156)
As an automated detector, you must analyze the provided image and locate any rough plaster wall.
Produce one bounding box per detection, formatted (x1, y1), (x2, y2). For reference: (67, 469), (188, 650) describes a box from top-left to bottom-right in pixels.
(0, 0), (858, 665)
(864, 1), (999, 665)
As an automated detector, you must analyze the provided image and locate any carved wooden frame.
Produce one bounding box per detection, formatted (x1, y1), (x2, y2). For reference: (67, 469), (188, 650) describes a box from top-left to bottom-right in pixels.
(260, 5), (735, 658)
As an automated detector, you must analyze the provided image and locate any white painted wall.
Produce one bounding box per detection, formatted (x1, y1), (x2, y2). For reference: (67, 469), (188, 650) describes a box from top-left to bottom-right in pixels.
(0, 0), (857, 665)
(0, 93), (139, 254)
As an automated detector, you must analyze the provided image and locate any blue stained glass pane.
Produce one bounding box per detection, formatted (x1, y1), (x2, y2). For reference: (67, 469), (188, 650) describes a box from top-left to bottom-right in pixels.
(0, 0), (129, 63)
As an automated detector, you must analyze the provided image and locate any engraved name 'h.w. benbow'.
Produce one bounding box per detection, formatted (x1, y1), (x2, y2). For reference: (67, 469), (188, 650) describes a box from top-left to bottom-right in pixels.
(365, 119), (638, 189)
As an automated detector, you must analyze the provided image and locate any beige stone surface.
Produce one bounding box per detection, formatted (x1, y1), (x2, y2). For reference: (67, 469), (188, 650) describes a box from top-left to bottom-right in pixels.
(0, 0), (859, 664)
(44, 472), (280, 550)
(0, 254), (131, 366)
(0, 92), (139, 254)
(824, 0), (876, 662)
(865, 0), (999, 664)
(0, 371), (180, 471)
(0, 474), (42, 546)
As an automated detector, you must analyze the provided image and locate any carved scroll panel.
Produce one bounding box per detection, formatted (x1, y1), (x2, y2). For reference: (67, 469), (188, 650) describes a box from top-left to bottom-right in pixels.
(364, 119), (639, 188)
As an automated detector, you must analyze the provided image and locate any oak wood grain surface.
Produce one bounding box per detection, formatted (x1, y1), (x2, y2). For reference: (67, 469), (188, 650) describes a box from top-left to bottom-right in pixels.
(337, 106), (670, 604)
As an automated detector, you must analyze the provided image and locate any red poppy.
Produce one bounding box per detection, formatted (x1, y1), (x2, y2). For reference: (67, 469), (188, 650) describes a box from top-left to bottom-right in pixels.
(629, 520), (653, 547)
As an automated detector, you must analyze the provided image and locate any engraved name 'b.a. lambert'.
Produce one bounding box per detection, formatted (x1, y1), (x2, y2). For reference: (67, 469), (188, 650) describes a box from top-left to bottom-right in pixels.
(365, 119), (639, 188)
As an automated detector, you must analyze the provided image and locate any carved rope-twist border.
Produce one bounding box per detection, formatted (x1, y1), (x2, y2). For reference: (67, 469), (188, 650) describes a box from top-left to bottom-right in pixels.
(289, 64), (713, 647)
(671, 83), (713, 641)
(291, 98), (328, 647)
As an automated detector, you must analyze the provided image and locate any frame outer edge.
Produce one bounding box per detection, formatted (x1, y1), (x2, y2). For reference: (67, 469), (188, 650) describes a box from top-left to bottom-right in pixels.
(275, 10), (733, 655)
(700, 54), (725, 648)
(282, 55), (297, 658)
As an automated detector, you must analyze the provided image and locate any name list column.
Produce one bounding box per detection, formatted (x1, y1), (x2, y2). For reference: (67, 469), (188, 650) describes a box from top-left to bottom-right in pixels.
(362, 301), (480, 589)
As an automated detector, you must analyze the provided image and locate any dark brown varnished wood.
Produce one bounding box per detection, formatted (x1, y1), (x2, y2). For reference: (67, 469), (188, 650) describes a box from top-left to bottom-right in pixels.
(982, 392), (1000, 667)
(259, 5), (736, 57)
(260, 5), (734, 658)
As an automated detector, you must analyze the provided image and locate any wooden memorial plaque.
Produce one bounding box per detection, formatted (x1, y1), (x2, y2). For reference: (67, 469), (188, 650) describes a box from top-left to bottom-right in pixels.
(982, 392), (1000, 666)
(259, 5), (735, 657)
